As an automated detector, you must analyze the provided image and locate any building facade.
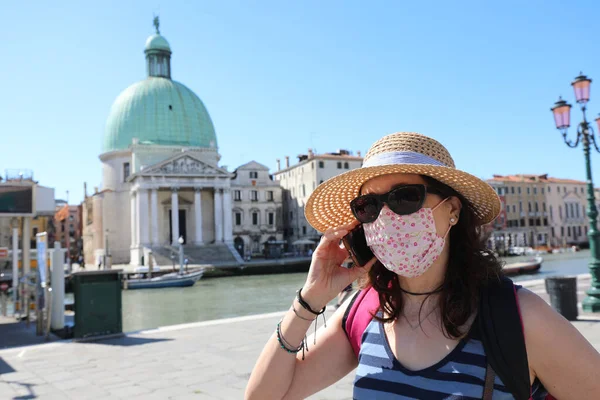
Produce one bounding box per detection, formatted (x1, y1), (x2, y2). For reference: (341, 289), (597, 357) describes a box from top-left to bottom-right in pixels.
(230, 161), (284, 258)
(273, 149), (363, 249)
(487, 174), (589, 249)
(54, 204), (83, 262)
(82, 20), (241, 267)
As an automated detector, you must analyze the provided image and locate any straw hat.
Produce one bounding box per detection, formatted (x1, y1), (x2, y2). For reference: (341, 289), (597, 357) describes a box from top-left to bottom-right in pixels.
(305, 132), (500, 232)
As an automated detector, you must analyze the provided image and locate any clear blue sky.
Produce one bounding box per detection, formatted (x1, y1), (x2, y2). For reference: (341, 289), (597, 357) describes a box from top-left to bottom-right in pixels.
(2, 1), (600, 203)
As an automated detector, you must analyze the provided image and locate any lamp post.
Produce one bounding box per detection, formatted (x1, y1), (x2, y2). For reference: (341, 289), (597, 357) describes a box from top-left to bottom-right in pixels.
(178, 236), (184, 275)
(551, 72), (600, 312)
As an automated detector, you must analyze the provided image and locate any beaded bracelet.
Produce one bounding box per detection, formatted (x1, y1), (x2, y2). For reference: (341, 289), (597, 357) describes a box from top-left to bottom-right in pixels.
(276, 321), (306, 360)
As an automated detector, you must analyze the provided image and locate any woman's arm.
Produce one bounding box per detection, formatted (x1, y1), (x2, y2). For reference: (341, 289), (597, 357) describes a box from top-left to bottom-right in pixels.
(245, 294), (358, 400)
(518, 288), (600, 398)
(245, 222), (375, 400)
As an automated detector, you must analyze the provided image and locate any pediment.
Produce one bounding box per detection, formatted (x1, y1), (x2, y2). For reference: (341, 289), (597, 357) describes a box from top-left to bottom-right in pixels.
(141, 153), (230, 177)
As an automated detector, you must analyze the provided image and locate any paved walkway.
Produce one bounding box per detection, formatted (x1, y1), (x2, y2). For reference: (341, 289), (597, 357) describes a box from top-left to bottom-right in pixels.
(0, 277), (599, 399)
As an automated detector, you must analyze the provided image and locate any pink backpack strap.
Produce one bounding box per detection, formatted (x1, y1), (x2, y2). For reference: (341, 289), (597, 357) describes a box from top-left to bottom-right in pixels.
(342, 287), (380, 358)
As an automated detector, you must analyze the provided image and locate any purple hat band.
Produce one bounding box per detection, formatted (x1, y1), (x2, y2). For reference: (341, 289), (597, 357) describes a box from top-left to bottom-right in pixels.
(362, 151), (448, 168)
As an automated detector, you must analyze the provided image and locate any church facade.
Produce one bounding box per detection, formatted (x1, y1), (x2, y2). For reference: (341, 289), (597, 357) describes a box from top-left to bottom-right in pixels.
(82, 20), (283, 267)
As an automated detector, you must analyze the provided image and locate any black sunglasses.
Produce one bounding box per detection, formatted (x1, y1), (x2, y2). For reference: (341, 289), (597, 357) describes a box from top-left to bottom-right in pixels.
(350, 184), (443, 224)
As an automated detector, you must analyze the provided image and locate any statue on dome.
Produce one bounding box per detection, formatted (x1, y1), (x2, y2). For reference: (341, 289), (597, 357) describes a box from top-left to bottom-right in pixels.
(153, 15), (160, 34)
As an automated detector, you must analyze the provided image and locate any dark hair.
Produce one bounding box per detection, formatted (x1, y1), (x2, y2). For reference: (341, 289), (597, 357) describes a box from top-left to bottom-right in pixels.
(367, 175), (503, 338)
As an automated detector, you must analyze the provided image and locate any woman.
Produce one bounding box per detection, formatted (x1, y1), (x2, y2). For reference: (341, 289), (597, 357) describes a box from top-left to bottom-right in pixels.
(246, 132), (600, 399)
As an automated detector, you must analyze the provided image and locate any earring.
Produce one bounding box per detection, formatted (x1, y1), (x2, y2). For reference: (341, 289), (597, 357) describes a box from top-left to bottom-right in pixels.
(450, 218), (456, 224)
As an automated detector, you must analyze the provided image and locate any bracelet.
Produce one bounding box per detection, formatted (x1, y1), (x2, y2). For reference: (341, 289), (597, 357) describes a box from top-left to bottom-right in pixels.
(276, 321), (306, 360)
(292, 303), (317, 322)
(296, 288), (326, 316)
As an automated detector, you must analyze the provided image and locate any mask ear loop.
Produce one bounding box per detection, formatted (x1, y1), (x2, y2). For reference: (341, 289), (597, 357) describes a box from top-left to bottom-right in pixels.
(431, 197), (454, 239)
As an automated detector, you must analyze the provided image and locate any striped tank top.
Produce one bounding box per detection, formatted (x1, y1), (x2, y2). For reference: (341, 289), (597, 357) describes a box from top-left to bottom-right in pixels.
(354, 316), (548, 399)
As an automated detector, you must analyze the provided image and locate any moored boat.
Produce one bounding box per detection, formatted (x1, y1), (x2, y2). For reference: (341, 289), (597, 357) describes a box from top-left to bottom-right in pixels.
(503, 256), (543, 276)
(123, 269), (204, 290)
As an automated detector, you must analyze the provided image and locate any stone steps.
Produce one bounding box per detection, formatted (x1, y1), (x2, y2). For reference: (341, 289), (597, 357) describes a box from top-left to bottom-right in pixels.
(150, 243), (241, 266)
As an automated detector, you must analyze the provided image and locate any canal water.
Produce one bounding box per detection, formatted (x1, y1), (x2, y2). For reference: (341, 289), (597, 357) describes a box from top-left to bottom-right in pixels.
(122, 250), (593, 332)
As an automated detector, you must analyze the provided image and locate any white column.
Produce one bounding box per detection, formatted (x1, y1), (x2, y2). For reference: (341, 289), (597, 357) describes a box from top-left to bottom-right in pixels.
(194, 189), (203, 245)
(50, 241), (64, 330)
(214, 189), (224, 242)
(12, 227), (18, 306)
(222, 188), (233, 242)
(130, 192), (137, 247)
(22, 216), (31, 275)
(150, 189), (159, 245)
(171, 188), (179, 245)
(137, 189), (149, 246)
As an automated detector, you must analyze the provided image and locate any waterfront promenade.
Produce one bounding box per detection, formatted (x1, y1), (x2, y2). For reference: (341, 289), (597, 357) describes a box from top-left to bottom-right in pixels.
(0, 276), (599, 399)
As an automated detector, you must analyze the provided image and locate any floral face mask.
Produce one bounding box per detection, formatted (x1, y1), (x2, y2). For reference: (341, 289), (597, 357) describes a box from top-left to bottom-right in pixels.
(363, 199), (451, 278)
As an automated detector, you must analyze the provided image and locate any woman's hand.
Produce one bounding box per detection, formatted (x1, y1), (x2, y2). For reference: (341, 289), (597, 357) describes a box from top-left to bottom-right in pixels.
(301, 220), (377, 309)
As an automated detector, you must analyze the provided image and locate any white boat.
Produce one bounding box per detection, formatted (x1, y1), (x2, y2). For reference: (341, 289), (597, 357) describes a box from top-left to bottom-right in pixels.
(503, 256), (543, 276)
(123, 269), (204, 290)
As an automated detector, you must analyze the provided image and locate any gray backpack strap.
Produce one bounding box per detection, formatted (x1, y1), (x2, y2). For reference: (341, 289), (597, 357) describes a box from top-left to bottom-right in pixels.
(483, 364), (496, 400)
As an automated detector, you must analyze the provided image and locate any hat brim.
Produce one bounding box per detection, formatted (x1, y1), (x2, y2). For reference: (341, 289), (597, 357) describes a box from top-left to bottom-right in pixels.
(305, 164), (501, 233)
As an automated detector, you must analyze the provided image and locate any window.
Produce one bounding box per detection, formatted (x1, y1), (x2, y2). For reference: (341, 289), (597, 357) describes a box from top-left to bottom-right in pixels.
(337, 162), (342, 169)
(563, 186), (567, 193)
(529, 218), (534, 226)
(249, 171), (258, 179)
(568, 226), (572, 237)
(302, 226), (307, 235)
(528, 202), (532, 212)
(561, 226), (565, 236)
(541, 187), (545, 194)
(318, 161), (324, 168)
(533, 187), (537, 194)
(543, 218), (548, 226)
(550, 205), (553, 220)
(548, 186), (551, 193)
(576, 204), (580, 218)
(551, 227), (555, 237)
(301, 184), (306, 197)
(512, 205), (516, 213)
(123, 162), (130, 182)
(557, 186), (561, 193)
(268, 212), (274, 225)
(581, 187), (584, 194)
(518, 187), (522, 194)
(543, 202), (546, 211)
(578, 226), (582, 236)
(311, 162), (314, 170)
(319, 180), (323, 184)
(289, 211), (293, 220)
(267, 191), (274, 201)
(520, 219), (525, 227)
(344, 162), (349, 169)
(511, 187), (515, 194)
(527, 187), (530, 194)
(559, 205), (563, 219)
(234, 190), (241, 201)
(519, 202), (523, 211)
(506, 205), (510, 212)
(252, 212), (259, 225)
(69, 215), (74, 221)
(33, 227), (38, 236)
(535, 202), (539, 212)
(235, 212), (242, 226)
(251, 190), (258, 201)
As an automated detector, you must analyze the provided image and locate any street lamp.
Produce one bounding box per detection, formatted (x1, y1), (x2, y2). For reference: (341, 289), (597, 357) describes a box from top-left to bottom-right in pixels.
(551, 72), (600, 312)
(178, 236), (184, 275)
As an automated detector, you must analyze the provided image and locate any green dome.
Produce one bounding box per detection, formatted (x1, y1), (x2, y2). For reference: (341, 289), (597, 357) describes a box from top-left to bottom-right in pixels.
(145, 34), (171, 52)
(103, 77), (217, 153)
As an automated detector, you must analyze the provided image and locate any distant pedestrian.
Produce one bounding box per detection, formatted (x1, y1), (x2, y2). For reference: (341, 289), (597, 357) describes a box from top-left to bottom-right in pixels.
(307, 248), (313, 257)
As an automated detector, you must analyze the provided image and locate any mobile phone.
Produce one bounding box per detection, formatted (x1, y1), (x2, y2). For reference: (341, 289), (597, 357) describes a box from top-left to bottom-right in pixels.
(341, 225), (375, 267)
